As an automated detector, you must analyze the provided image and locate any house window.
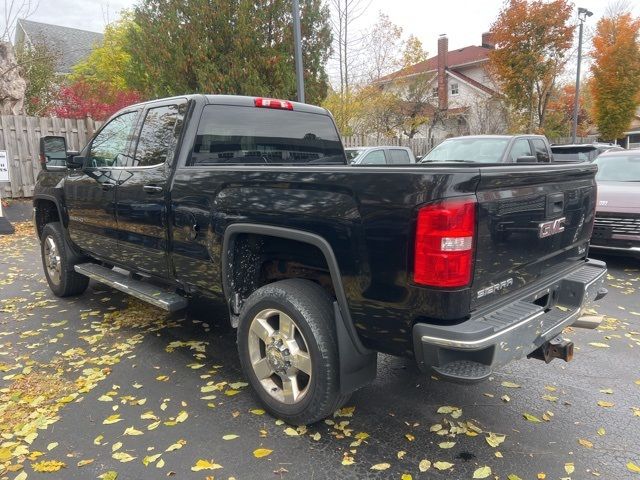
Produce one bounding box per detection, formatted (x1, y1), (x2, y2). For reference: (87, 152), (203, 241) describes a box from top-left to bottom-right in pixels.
(450, 83), (459, 95)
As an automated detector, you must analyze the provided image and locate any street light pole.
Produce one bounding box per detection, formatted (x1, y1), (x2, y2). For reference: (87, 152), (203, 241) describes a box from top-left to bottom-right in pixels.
(292, 0), (305, 103)
(572, 7), (593, 143)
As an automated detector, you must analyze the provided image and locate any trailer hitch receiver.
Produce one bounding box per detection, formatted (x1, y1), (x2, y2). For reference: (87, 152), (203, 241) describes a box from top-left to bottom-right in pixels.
(527, 335), (574, 364)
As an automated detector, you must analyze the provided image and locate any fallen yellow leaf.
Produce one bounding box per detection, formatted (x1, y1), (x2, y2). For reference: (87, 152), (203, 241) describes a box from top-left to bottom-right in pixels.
(253, 448), (272, 458)
(473, 466), (492, 478)
(32, 460), (66, 472)
(433, 461), (454, 471)
(123, 426), (143, 436)
(523, 413), (542, 422)
(565, 463), (575, 474)
(103, 414), (122, 424)
(501, 381), (521, 388)
(627, 461), (640, 473)
(419, 459), (431, 472)
(578, 438), (593, 448)
(191, 459), (223, 471)
(370, 463), (391, 471)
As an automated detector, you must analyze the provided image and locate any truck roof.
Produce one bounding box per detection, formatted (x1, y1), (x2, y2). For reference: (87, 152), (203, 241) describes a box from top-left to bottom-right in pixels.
(123, 94), (330, 116)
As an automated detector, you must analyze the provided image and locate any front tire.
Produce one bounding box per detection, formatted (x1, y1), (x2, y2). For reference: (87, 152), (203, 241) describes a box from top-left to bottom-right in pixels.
(237, 279), (348, 425)
(40, 222), (89, 297)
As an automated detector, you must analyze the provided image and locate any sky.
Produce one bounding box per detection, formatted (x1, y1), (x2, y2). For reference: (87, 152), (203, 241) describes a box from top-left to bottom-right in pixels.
(23, 0), (617, 49)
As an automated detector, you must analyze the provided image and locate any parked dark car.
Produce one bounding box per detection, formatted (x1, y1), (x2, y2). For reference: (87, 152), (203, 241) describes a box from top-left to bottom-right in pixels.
(551, 143), (624, 163)
(421, 134), (553, 164)
(345, 146), (416, 165)
(34, 95), (606, 424)
(590, 150), (640, 258)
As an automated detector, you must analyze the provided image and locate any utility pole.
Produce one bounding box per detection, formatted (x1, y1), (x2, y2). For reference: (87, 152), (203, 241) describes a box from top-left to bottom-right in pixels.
(292, 0), (305, 103)
(572, 7), (593, 143)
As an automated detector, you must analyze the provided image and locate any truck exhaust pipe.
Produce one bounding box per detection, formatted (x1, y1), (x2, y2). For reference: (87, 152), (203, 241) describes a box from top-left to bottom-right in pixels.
(528, 335), (574, 363)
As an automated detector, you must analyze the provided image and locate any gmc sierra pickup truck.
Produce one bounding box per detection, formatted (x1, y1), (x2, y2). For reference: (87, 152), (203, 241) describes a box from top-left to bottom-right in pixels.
(35, 95), (607, 424)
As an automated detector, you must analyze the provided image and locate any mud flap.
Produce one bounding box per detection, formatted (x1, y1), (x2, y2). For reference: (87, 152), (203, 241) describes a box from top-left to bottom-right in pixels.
(334, 303), (377, 395)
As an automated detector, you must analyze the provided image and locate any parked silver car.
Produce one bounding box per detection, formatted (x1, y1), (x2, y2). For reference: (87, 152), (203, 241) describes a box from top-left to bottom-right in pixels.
(345, 146), (416, 165)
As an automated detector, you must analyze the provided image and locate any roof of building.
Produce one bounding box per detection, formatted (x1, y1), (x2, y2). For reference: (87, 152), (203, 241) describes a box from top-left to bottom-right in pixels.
(447, 70), (498, 96)
(16, 19), (103, 73)
(378, 45), (493, 83)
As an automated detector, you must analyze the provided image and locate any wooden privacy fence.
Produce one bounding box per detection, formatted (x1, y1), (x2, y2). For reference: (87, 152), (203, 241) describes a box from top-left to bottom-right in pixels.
(0, 114), (430, 198)
(341, 136), (431, 157)
(0, 115), (100, 198)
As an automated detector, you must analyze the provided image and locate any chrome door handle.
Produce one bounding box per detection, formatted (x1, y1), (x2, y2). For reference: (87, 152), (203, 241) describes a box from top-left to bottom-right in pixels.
(101, 181), (116, 191)
(143, 185), (163, 194)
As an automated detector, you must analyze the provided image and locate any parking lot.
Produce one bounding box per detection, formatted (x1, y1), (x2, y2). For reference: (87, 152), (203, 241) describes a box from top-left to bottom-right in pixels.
(0, 209), (639, 479)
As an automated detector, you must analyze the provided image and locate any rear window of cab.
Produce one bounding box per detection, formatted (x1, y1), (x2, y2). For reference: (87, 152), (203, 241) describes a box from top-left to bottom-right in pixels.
(189, 105), (345, 166)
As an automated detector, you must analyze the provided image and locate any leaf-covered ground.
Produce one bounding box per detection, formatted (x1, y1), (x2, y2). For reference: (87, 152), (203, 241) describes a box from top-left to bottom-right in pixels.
(0, 220), (639, 479)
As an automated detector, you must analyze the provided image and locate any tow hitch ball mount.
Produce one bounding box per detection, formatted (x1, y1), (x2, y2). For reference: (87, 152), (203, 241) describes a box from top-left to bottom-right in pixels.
(528, 335), (574, 364)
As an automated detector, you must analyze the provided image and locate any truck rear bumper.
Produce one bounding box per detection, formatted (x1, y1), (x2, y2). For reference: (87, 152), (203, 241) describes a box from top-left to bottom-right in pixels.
(412, 259), (607, 382)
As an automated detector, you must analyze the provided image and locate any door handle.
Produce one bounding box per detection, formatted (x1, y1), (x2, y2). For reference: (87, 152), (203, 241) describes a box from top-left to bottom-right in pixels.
(101, 181), (116, 191)
(143, 185), (163, 194)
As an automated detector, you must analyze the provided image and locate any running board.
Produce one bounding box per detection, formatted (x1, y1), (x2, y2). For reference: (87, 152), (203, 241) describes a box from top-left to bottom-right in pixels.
(74, 263), (188, 312)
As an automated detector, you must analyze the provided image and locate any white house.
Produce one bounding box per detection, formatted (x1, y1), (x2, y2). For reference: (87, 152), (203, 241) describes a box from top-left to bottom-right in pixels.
(376, 33), (507, 145)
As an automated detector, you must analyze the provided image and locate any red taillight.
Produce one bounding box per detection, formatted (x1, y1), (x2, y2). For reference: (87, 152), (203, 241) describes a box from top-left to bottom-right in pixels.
(413, 197), (476, 288)
(254, 97), (293, 110)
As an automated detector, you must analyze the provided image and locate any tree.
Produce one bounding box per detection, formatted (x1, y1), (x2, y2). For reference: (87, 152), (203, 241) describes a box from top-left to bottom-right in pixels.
(544, 83), (591, 139)
(52, 79), (141, 120)
(488, 0), (574, 131)
(124, 0), (332, 105)
(364, 12), (403, 83)
(16, 40), (59, 115)
(71, 15), (134, 92)
(589, 7), (640, 141)
(391, 36), (434, 139)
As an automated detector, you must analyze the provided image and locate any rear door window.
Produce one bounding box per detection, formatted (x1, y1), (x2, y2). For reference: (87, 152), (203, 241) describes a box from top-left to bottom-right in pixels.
(190, 105), (345, 166)
(510, 139), (533, 162)
(132, 103), (186, 167)
(531, 138), (550, 163)
(389, 149), (411, 164)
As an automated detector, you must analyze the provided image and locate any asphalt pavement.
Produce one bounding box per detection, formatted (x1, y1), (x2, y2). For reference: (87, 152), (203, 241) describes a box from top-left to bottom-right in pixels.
(0, 202), (639, 480)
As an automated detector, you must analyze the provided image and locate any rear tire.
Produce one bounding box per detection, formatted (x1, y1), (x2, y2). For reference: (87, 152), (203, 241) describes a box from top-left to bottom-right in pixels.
(237, 279), (349, 425)
(41, 222), (89, 297)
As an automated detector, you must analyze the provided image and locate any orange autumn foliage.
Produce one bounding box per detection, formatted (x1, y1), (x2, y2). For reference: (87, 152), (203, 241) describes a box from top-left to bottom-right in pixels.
(589, 11), (640, 141)
(488, 0), (574, 131)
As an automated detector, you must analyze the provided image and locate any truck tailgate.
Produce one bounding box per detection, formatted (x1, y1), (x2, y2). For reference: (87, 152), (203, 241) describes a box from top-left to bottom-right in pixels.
(471, 163), (598, 310)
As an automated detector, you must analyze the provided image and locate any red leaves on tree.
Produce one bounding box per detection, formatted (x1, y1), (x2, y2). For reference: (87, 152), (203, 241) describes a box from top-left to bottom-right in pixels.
(51, 80), (141, 121)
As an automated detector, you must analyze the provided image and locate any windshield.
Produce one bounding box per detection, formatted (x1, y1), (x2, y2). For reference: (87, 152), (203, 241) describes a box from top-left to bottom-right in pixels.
(423, 138), (510, 163)
(594, 155), (640, 181)
(345, 149), (365, 162)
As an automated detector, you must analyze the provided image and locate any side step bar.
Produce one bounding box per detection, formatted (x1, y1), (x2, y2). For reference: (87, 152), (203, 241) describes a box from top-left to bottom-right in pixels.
(74, 263), (188, 312)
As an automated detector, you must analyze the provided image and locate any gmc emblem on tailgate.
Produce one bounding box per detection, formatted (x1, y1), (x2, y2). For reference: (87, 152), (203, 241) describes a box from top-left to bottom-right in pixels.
(538, 217), (566, 238)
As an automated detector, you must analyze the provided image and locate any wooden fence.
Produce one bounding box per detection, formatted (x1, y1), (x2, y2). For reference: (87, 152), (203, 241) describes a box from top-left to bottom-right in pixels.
(342, 135), (431, 156)
(0, 114), (434, 198)
(0, 115), (100, 198)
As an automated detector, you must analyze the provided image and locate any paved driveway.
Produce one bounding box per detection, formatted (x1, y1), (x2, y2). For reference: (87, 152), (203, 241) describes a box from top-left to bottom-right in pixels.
(0, 217), (639, 480)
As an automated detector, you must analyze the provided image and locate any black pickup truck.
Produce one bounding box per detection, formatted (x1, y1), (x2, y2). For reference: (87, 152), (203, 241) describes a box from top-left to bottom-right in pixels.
(35, 95), (607, 424)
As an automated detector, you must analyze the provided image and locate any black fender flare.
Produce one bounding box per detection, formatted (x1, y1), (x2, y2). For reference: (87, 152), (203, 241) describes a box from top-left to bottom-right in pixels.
(222, 223), (376, 394)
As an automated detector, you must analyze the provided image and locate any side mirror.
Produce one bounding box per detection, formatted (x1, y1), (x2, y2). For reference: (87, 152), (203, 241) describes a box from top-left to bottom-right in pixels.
(39, 136), (68, 171)
(68, 155), (86, 170)
(516, 155), (537, 163)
